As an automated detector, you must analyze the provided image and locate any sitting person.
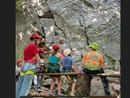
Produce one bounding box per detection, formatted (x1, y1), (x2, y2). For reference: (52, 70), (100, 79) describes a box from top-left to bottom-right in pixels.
(82, 42), (111, 96)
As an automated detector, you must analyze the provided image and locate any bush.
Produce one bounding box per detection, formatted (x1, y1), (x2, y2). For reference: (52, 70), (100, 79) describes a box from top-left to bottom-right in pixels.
(16, 0), (23, 11)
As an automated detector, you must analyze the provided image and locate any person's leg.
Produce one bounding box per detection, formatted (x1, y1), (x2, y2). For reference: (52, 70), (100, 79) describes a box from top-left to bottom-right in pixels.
(18, 74), (34, 97)
(49, 77), (56, 93)
(16, 76), (24, 98)
(33, 75), (37, 86)
(89, 76), (93, 95)
(65, 75), (71, 84)
(37, 75), (41, 88)
(99, 68), (111, 96)
(57, 76), (62, 94)
(71, 82), (76, 95)
(101, 77), (111, 96)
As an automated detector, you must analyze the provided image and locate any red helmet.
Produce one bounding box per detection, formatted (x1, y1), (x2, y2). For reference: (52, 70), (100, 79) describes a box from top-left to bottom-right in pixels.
(30, 33), (40, 39)
(17, 59), (22, 64)
(38, 48), (44, 53)
(52, 44), (60, 50)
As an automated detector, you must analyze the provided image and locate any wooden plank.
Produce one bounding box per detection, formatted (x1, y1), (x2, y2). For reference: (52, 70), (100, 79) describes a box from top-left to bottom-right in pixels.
(89, 73), (120, 77)
(36, 72), (78, 76)
(36, 72), (120, 77)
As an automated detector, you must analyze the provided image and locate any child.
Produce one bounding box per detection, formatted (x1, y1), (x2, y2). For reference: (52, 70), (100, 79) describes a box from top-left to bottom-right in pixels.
(33, 47), (45, 91)
(15, 59), (23, 83)
(61, 48), (76, 96)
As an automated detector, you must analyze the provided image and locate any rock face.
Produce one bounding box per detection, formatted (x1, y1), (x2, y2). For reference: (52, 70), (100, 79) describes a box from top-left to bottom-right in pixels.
(16, 0), (120, 68)
(16, 0), (120, 96)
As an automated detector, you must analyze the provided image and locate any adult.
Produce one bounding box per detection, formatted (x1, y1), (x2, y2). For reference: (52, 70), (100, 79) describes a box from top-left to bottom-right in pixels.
(16, 33), (41, 98)
(82, 42), (111, 96)
(47, 44), (63, 96)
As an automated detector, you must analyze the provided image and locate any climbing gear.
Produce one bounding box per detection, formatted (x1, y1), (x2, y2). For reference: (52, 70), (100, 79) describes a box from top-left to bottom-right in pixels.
(21, 60), (40, 74)
(30, 33), (41, 39)
(52, 44), (60, 50)
(63, 48), (71, 56)
(88, 42), (98, 50)
(47, 63), (60, 73)
(38, 47), (44, 53)
(62, 67), (72, 72)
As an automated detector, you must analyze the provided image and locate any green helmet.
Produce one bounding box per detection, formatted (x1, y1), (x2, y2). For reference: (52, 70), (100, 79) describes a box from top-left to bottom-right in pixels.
(88, 42), (98, 50)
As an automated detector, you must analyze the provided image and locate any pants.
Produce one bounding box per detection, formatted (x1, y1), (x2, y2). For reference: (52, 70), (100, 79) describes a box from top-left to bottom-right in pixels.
(16, 74), (34, 98)
(83, 68), (111, 96)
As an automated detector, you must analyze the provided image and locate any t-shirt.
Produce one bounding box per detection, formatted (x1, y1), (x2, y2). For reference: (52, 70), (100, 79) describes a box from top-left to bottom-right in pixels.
(61, 56), (74, 68)
(24, 42), (38, 62)
(82, 51), (104, 69)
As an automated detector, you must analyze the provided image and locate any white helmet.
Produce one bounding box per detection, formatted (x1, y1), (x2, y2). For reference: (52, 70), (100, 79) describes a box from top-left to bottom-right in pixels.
(63, 49), (71, 56)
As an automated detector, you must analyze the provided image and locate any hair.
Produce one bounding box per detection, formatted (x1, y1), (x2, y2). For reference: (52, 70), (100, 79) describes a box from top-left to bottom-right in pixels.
(51, 49), (59, 56)
(89, 47), (96, 51)
(68, 53), (71, 57)
(38, 42), (45, 48)
(30, 37), (35, 41)
(92, 48), (96, 51)
(39, 53), (44, 59)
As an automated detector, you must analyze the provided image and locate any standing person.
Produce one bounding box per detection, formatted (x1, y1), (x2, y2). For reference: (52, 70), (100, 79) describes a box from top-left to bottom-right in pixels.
(16, 59), (23, 83)
(61, 49), (76, 96)
(16, 33), (41, 98)
(47, 44), (63, 96)
(34, 48), (44, 91)
(82, 42), (111, 96)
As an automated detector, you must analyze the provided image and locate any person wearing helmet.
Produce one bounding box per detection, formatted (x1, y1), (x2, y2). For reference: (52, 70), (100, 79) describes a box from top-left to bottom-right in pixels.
(61, 48), (77, 96)
(47, 44), (63, 96)
(15, 59), (23, 83)
(16, 33), (41, 98)
(82, 42), (111, 96)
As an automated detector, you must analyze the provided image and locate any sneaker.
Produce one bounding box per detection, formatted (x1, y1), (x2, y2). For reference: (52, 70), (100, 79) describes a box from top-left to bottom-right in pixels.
(36, 87), (43, 92)
(58, 93), (63, 96)
(48, 93), (54, 96)
(70, 92), (75, 96)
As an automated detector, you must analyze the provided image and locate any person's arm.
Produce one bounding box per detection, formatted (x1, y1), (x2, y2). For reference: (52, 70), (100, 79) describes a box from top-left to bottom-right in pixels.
(99, 55), (104, 68)
(58, 53), (62, 67)
(82, 54), (87, 65)
(34, 54), (41, 62)
(31, 45), (41, 62)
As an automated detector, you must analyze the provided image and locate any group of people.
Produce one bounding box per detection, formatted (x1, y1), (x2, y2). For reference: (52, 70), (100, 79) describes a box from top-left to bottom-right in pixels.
(16, 31), (111, 98)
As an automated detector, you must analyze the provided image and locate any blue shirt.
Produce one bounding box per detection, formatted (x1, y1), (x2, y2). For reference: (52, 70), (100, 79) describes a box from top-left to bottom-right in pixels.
(61, 56), (74, 68)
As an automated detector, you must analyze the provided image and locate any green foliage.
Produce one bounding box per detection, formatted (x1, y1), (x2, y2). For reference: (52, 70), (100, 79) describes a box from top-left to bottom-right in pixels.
(16, 0), (23, 11)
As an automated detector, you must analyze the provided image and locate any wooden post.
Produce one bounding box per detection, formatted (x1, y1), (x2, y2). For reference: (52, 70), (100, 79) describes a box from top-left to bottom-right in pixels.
(75, 74), (89, 96)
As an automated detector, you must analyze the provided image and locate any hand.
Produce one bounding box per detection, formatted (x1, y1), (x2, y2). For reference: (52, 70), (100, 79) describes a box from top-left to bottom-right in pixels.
(74, 69), (80, 73)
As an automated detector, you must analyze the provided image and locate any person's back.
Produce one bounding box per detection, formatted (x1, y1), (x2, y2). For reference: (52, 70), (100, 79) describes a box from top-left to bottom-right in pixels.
(82, 42), (110, 96)
(62, 56), (74, 71)
(82, 51), (103, 70)
(49, 54), (59, 64)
